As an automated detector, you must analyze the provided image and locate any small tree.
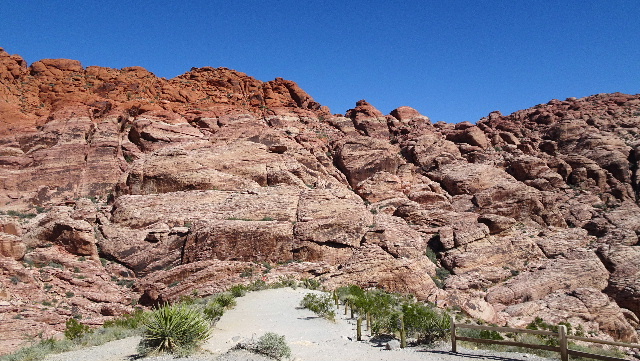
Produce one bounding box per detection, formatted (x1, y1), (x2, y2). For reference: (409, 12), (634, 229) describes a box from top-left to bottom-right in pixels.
(64, 318), (92, 340)
(300, 293), (335, 321)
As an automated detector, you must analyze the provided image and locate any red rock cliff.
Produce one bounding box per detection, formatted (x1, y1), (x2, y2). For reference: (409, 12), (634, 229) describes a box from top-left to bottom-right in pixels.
(0, 48), (639, 354)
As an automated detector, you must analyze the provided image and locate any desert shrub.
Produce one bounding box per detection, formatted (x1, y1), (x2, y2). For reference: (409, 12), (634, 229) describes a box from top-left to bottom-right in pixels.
(240, 267), (254, 278)
(47, 262), (63, 269)
(402, 302), (451, 344)
(479, 329), (504, 341)
(235, 332), (291, 360)
(248, 279), (268, 291)
(254, 332), (291, 360)
(64, 318), (92, 340)
(459, 324), (626, 361)
(103, 309), (147, 329)
(526, 317), (568, 346)
(425, 247), (438, 264)
(526, 316), (552, 331)
(272, 276), (298, 289)
(301, 278), (321, 290)
(229, 284), (248, 297)
(213, 292), (236, 309)
(178, 295), (196, 305)
(568, 342), (626, 360)
(0, 338), (74, 361)
(300, 293), (335, 321)
(5, 210), (36, 219)
(371, 309), (402, 336)
(1, 313), (144, 361)
(333, 285), (452, 345)
(363, 289), (398, 323)
(137, 304), (211, 356)
(77, 326), (141, 348)
(203, 302), (225, 322)
(336, 284), (364, 298)
(433, 267), (451, 289)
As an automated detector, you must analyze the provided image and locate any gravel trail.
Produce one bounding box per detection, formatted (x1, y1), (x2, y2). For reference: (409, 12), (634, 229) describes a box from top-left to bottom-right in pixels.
(45, 288), (557, 361)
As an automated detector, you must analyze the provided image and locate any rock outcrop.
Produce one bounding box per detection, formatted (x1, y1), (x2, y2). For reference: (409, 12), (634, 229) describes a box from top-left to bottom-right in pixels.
(1, 47), (639, 353)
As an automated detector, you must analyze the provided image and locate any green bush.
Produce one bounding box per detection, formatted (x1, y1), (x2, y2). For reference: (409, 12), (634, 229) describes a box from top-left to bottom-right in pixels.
(203, 303), (225, 322)
(333, 285), (452, 345)
(236, 332), (291, 360)
(425, 247), (438, 264)
(137, 304), (211, 356)
(103, 309), (147, 329)
(479, 329), (504, 341)
(300, 293), (335, 321)
(229, 284), (248, 297)
(0, 338), (74, 361)
(301, 278), (321, 290)
(213, 292), (236, 309)
(433, 267), (451, 289)
(254, 332), (291, 360)
(5, 210), (36, 219)
(272, 276), (298, 289)
(2, 312), (145, 361)
(248, 279), (268, 291)
(402, 302), (451, 344)
(64, 318), (92, 340)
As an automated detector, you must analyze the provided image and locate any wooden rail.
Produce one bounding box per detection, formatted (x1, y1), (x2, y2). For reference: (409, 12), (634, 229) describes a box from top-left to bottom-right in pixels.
(450, 318), (640, 361)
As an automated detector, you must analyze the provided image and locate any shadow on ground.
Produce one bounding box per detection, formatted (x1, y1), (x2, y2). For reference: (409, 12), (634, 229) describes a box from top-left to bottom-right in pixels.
(419, 350), (530, 361)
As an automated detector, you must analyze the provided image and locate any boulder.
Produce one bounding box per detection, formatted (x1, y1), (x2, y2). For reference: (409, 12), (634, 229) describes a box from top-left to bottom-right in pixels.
(334, 136), (402, 187)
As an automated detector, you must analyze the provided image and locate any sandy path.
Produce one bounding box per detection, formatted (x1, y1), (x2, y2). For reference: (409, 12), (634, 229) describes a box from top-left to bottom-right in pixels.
(204, 288), (546, 361)
(205, 288), (387, 360)
(44, 288), (553, 361)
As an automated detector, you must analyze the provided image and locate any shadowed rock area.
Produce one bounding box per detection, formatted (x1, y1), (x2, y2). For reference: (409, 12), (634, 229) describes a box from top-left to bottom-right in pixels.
(0, 47), (639, 354)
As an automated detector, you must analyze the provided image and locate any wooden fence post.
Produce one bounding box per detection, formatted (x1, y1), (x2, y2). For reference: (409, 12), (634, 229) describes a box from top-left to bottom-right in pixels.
(357, 317), (362, 341)
(451, 316), (457, 353)
(559, 325), (568, 361)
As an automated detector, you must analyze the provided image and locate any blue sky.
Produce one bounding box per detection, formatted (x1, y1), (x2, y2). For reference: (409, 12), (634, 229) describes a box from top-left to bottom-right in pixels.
(2, 1), (639, 123)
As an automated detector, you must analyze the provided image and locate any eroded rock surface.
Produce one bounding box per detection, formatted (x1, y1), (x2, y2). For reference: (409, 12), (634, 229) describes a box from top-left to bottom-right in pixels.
(1, 48), (640, 353)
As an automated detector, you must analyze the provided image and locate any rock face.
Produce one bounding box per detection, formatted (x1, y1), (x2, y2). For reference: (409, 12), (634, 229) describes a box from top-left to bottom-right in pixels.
(1, 48), (640, 353)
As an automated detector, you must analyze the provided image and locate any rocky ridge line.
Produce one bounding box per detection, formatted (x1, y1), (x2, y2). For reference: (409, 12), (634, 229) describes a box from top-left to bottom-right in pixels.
(0, 47), (639, 354)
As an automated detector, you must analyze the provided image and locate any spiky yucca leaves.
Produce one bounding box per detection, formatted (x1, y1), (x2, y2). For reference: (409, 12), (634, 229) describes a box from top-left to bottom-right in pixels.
(137, 304), (211, 356)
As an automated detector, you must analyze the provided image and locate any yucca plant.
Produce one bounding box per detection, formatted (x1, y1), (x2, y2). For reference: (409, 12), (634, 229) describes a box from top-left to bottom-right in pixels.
(137, 304), (211, 356)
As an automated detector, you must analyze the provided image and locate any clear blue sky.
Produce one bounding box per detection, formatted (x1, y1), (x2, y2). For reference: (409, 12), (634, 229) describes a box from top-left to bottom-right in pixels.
(2, 1), (639, 123)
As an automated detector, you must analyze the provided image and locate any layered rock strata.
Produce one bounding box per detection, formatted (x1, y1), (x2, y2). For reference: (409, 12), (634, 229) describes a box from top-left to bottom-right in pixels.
(0, 47), (639, 353)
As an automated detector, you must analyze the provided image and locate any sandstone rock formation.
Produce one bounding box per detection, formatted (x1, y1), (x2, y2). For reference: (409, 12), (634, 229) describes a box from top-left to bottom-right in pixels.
(0, 47), (639, 353)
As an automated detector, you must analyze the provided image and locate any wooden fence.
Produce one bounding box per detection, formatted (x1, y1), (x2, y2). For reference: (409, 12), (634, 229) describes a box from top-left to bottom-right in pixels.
(450, 319), (640, 361)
